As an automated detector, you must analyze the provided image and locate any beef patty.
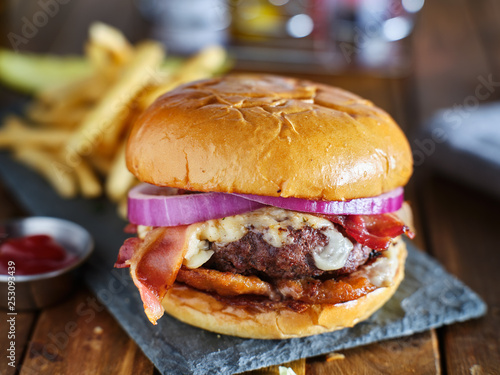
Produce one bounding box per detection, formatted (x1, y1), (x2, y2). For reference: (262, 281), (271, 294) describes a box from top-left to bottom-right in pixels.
(207, 226), (374, 280)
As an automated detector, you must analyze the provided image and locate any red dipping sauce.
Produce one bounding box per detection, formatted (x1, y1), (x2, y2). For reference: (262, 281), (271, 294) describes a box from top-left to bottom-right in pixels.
(0, 234), (78, 276)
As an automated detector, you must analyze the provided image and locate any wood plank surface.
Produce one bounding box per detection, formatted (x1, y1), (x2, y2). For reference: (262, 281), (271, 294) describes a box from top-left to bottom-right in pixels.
(307, 331), (440, 375)
(0, 312), (37, 375)
(411, 0), (494, 121)
(242, 358), (306, 375)
(411, 1), (500, 371)
(466, 0), (500, 79)
(422, 176), (500, 375)
(18, 287), (154, 375)
(0, 182), (36, 375)
(1, 0), (500, 373)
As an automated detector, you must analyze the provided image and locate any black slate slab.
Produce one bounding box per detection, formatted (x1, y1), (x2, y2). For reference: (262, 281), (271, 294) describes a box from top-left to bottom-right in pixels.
(0, 153), (487, 375)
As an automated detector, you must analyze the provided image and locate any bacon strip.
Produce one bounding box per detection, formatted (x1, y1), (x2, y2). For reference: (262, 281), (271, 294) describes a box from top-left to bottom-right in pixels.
(176, 267), (275, 298)
(320, 212), (414, 250)
(177, 267), (377, 305)
(275, 276), (377, 304)
(124, 223), (138, 234)
(115, 226), (189, 324)
(114, 237), (142, 268)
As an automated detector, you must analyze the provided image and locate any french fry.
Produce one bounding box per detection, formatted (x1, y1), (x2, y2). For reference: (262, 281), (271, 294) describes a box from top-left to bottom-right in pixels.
(325, 353), (345, 362)
(177, 45), (227, 77)
(26, 103), (90, 129)
(105, 141), (136, 202)
(65, 40), (165, 164)
(0, 116), (71, 148)
(13, 148), (77, 198)
(35, 71), (112, 108)
(27, 74), (111, 130)
(86, 152), (113, 176)
(87, 22), (133, 67)
(139, 45), (227, 109)
(74, 158), (102, 198)
(2, 22), (228, 202)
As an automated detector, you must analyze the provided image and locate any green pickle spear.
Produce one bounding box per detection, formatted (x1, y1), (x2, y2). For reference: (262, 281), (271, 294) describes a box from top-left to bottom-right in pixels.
(0, 49), (92, 94)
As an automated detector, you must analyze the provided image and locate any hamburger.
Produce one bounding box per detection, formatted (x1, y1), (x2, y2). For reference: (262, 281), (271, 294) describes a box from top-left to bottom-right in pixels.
(115, 74), (414, 339)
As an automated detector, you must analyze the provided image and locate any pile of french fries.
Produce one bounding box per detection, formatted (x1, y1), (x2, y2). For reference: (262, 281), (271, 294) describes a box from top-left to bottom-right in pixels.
(0, 23), (228, 217)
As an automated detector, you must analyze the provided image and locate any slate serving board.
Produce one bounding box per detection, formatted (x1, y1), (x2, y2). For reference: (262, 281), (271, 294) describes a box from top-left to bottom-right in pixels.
(0, 153), (487, 375)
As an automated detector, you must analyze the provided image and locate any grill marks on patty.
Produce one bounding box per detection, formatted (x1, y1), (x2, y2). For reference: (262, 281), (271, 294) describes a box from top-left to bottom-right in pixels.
(206, 225), (374, 280)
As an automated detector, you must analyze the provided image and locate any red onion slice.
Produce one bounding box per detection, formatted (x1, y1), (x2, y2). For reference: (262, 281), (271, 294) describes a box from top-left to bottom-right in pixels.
(128, 184), (265, 227)
(232, 187), (404, 215)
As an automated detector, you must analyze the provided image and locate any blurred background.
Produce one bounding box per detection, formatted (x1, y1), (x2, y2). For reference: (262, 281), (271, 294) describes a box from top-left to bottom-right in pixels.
(0, 1), (499, 211)
(0, 0), (499, 146)
(0, 1), (499, 374)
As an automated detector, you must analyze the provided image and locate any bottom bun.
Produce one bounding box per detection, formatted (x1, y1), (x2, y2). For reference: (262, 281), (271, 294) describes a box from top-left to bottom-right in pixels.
(162, 240), (407, 339)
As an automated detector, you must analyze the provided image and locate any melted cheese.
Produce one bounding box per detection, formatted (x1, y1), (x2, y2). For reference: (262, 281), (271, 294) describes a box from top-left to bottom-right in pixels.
(352, 242), (399, 287)
(137, 209), (401, 279)
(182, 207), (353, 271)
(137, 225), (153, 240)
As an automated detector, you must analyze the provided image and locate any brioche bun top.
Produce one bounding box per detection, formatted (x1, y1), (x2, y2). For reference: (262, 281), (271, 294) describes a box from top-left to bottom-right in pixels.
(127, 74), (412, 201)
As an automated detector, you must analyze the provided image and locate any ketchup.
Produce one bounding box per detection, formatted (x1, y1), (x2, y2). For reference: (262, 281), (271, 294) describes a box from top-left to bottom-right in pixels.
(0, 235), (78, 275)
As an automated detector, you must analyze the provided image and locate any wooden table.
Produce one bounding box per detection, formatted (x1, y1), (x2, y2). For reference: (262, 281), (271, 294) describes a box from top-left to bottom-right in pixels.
(1, 0), (499, 373)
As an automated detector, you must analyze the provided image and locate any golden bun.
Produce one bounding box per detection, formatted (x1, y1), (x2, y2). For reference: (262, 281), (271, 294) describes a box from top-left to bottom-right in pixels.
(126, 74), (413, 201)
(162, 240), (407, 339)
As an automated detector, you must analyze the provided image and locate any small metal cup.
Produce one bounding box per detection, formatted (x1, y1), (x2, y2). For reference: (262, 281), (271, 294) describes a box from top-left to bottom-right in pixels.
(0, 217), (94, 310)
